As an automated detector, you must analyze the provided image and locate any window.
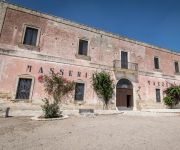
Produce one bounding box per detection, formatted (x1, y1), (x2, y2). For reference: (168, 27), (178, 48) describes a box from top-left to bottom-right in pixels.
(156, 89), (161, 102)
(121, 51), (128, 69)
(23, 27), (38, 46)
(154, 57), (160, 69)
(16, 78), (32, 100)
(174, 61), (179, 73)
(78, 39), (88, 56)
(75, 83), (85, 101)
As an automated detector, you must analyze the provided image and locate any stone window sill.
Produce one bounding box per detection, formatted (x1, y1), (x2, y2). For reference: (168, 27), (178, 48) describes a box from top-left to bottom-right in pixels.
(74, 100), (85, 105)
(12, 99), (32, 103)
(175, 72), (180, 75)
(18, 44), (40, 51)
(75, 54), (91, 61)
(153, 68), (162, 72)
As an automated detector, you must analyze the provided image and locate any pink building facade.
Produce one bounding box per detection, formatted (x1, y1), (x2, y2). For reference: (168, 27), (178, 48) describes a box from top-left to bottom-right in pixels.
(0, 2), (180, 110)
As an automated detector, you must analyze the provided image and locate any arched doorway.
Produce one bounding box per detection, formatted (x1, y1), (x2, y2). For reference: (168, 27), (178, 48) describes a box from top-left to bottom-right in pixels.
(116, 78), (133, 108)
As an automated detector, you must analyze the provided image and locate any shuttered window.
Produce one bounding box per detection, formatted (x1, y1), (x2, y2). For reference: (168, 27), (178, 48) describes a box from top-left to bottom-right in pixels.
(16, 78), (32, 100)
(154, 57), (160, 69)
(23, 27), (38, 46)
(78, 40), (88, 56)
(75, 83), (85, 101)
(156, 89), (161, 102)
(121, 51), (128, 69)
(175, 61), (179, 73)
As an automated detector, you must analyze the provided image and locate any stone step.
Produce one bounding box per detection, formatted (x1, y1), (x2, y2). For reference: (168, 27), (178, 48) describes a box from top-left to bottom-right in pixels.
(139, 101), (166, 109)
(0, 99), (41, 117)
(9, 110), (42, 117)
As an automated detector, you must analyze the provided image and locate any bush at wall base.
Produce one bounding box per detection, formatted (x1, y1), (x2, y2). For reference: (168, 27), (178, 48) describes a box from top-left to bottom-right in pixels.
(41, 98), (61, 118)
(164, 85), (180, 109)
(163, 96), (174, 109)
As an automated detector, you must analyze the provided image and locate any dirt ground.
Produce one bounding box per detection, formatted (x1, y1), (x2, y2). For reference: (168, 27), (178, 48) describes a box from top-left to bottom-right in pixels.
(0, 114), (180, 150)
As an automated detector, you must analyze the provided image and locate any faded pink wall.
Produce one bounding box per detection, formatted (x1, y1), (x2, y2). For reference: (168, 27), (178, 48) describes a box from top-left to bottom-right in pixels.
(1, 8), (180, 74)
(1, 7), (180, 108)
(0, 54), (98, 104)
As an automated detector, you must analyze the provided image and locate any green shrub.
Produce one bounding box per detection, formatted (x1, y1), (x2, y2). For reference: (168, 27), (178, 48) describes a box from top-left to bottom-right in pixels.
(41, 98), (60, 118)
(164, 85), (180, 108)
(164, 85), (180, 105)
(92, 71), (114, 109)
(163, 96), (174, 108)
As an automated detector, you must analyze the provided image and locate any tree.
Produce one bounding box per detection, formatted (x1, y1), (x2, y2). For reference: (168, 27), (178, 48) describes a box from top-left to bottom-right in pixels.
(92, 71), (114, 109)
(39, 72), (75, 118)
(163, 85), (180, 108)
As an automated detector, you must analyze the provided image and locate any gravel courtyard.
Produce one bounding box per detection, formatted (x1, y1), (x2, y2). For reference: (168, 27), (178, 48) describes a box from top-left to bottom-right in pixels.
(0, 114), (180, 150)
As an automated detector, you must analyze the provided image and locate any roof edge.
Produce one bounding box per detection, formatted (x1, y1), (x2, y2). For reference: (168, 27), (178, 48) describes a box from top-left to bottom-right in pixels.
(1, 1), (180, 56)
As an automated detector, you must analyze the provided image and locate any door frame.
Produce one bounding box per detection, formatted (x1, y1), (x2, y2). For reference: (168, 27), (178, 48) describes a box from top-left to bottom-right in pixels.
(119, 50), (130, 63)
(116, 78), (133, 109)
(14, 74), (34, 102)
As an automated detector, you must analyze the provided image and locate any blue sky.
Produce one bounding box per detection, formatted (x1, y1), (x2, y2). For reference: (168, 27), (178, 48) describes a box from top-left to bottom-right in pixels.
(8, 0), (180, 52)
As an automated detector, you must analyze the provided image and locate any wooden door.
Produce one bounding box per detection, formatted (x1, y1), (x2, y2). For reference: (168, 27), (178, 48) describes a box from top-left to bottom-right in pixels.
(116, 88), (133, 107)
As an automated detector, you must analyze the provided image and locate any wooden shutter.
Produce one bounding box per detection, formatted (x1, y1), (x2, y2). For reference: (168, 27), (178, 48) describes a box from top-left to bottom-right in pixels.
(156, 89), (161, 102)
(121, 51), (128, 69)
(78, 40), (88, 56)
(154, 57), (159, 69)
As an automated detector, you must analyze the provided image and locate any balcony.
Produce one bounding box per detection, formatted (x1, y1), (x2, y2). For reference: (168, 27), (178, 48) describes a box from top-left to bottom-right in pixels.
(113, 60), (138, 72)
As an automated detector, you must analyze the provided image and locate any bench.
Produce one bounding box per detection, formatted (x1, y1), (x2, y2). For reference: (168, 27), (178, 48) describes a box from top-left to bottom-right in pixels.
(79, 109), (94, 114)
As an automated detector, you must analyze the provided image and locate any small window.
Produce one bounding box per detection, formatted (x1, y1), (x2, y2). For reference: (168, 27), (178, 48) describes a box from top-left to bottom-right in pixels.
(23, 27), (38, 46)
(75, 83), (85, 101)
(156, 89), (161, 102)
(78, 39), (88, 56)
(174, 61), (179, 73)
(154, 57), (160, 69)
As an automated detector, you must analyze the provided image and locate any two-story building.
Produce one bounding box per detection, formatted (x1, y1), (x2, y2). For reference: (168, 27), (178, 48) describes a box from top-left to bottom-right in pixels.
(0, 2), (180, 110)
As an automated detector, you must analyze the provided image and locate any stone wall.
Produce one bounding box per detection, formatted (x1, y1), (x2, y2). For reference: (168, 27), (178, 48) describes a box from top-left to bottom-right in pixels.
(0, 2), (7, 35)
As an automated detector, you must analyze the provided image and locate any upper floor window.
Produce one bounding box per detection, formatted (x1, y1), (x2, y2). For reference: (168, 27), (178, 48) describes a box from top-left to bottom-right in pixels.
(154, 57), (160, 69)
(23, 26), (38, 46)
(121, 51), (128, 69)
(78, 39), (88, 56)
(174, 61), (179, 73)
